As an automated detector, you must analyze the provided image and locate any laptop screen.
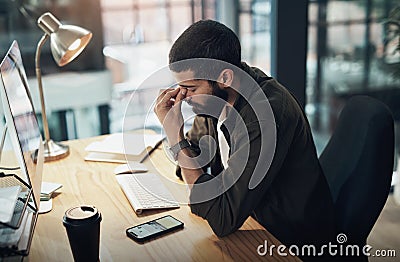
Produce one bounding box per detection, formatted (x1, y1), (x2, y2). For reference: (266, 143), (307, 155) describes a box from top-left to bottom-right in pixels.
(0, 40), (44, 208)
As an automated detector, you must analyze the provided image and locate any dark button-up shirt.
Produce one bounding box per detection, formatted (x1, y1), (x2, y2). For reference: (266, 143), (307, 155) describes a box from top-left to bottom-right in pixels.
(178, 63), (335, 248)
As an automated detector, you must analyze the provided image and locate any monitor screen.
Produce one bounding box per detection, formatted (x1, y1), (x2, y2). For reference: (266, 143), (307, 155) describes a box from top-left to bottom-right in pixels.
(0, 40), (44, 209)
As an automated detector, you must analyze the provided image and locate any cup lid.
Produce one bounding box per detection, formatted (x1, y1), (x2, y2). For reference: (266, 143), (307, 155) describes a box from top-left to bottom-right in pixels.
(65, 205), (98, 220)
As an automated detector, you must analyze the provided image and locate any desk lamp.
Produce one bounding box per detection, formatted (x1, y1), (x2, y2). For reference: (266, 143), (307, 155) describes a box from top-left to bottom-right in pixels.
(35, 12), (92, 161)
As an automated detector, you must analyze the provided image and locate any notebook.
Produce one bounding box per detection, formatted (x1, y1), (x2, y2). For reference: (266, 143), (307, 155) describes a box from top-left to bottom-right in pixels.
(84, 133), (163, 163)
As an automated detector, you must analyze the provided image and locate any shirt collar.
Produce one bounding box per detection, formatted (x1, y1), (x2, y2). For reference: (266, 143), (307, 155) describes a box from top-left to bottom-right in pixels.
(218, 104), (230, 124)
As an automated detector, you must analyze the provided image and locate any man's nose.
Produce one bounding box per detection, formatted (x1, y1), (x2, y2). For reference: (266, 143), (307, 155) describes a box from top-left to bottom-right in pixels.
(184, 90), (195, 98)
(184, 96), (193, 105)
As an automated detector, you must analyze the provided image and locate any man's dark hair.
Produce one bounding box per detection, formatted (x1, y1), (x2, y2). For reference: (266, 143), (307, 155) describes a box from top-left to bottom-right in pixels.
(169, 20), (241, 79)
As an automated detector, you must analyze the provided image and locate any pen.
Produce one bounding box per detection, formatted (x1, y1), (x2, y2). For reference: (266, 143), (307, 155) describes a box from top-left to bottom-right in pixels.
(139, 137), (166, 163)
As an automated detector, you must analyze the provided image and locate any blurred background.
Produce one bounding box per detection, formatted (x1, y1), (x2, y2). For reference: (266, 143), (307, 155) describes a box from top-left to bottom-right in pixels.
(0, 0), (398, 157)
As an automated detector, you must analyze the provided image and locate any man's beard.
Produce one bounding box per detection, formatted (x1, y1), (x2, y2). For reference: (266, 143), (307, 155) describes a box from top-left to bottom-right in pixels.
(188, 81), (229, 116)
(210, 81), (229, 102)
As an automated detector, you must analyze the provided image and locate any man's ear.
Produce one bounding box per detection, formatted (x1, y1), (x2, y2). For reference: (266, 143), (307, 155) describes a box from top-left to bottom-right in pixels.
(217, 69), (234, 88)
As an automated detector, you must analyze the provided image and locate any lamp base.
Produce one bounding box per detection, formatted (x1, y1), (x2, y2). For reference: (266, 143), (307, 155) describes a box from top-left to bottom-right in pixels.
(44, 139), (70, 162)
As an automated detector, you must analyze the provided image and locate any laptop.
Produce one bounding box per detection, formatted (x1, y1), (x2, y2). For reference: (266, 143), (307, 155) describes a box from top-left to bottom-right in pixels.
(0, 40), (44, 254)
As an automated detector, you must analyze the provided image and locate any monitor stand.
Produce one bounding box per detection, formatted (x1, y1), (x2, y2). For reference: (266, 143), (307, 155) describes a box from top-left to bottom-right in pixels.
(0, 124), (8, 163)
(0, 124), (53, 213)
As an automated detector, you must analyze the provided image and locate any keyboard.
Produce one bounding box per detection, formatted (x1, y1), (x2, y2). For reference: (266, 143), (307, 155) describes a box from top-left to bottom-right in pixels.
(116, 173), (179, 214)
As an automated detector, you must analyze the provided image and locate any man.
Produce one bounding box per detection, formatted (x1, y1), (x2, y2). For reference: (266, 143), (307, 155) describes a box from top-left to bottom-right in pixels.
(155, 20), (335, 254)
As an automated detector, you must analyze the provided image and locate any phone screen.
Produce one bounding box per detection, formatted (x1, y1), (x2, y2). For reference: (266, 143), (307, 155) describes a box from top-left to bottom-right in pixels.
(154, 216), (182, 229)
(127, 215), (183, 241)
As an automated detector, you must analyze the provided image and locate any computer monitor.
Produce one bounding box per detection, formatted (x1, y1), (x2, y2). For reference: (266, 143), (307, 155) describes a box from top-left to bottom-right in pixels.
(0, 40), (44, 211)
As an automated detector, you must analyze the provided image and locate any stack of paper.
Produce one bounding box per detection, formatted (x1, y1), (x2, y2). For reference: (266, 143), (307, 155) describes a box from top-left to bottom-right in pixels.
(84, 133), (163, 163)
(40, 182), (63, 201)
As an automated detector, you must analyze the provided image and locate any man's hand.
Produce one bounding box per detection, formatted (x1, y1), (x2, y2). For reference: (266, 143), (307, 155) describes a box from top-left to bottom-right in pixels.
(155, 87), (187, 145)
(155, 87), (203, 187)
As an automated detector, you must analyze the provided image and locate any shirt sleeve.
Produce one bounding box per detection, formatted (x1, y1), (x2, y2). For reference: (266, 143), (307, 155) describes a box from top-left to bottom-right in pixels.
(189, 116), (298, 237)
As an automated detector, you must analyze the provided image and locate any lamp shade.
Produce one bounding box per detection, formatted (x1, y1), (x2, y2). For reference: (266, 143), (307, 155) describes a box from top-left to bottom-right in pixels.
(37, 12), (92, 67)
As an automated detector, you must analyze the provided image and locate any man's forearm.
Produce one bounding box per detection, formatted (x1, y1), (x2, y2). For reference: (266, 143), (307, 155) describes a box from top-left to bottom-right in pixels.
(177, 147), (203, 188)
(165, 124), (185, 148)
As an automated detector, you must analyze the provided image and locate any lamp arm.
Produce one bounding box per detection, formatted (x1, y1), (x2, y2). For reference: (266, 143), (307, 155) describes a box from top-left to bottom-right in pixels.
(35, 34), (51, 143)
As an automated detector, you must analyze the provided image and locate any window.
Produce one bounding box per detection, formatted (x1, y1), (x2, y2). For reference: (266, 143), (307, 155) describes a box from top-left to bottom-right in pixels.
(307, 0), (400, 154)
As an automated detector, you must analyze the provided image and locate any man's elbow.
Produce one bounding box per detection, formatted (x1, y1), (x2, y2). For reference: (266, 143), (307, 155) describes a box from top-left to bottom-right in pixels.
(209, 221), (240, 237)
(189, 197), (242, 237)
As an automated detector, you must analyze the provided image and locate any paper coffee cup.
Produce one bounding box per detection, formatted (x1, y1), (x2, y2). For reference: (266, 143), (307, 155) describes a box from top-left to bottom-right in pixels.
(63, 205), (102, 262)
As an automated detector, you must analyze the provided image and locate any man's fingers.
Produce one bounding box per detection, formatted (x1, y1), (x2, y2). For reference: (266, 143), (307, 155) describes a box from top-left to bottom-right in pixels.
(159, 88), (174, 95)
(174, 88), (187, 106)
(161, 88), (180, 104)
(157, 88), (174, 102)
(167, 88), (181, 97)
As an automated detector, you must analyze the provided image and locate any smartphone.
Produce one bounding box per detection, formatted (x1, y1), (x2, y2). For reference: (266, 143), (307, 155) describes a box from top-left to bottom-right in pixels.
(126, 215), (184, 243)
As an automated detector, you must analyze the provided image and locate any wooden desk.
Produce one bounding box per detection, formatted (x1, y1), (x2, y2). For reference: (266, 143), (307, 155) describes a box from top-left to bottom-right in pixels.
(29, 136), (299, 261)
